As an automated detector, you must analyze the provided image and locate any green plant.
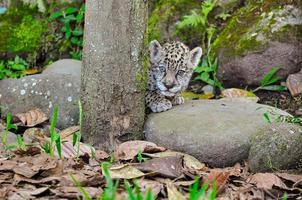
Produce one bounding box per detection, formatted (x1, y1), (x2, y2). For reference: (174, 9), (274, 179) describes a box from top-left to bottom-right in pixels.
(176, 0), (217, 50)
(253, 67), (287, 92)
(137, 149), (148, 163)
(42, 105), (62, 158)
(1, 113), (17, 149)
(0, 56), (29, 80)
(125, 180), (154, 200)
(189, 177), (217, 200)
(260, 108), (302, 126)
(194, 27), (223, 91)
(73, 100), (83, 160)
(50, 4), (85, 60)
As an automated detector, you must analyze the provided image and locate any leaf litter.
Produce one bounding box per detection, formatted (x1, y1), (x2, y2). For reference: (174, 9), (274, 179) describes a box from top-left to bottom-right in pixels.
(0, 108), (302, 199)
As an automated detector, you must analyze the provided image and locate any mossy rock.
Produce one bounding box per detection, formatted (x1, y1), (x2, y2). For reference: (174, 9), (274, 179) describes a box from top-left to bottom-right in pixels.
(248, 122), (302, 172)
(213, 1), (302, 87)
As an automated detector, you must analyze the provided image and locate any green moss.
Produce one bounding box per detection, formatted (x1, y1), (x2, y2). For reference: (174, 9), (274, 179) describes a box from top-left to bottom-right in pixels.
(212, 0), (302, 57)
(212, 3), (264, 56)
(9, 15), (45, 53)
(0, 4), (46, 55)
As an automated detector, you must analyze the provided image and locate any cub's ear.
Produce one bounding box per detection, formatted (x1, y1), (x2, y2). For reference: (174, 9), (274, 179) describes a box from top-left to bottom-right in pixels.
(149, 40), (162, 64)
(190, 47), (203, 67)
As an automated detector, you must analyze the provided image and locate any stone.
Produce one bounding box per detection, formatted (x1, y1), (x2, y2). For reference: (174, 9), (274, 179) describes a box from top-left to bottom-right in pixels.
(213, 3), (302, 87)
(248, 123), (302, 172)
(144, 99), (289, 167)
(286, 70), (302, 97)
(201, 84), (215, 94)
(0, 59), (81, 129)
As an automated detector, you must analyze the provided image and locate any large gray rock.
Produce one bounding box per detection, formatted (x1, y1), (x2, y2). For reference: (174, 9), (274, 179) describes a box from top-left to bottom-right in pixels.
(0, 59), (81, 129)
(144, 99), (289, 167)
(213, 3), (302, 87)
(248, 123), (302, 172)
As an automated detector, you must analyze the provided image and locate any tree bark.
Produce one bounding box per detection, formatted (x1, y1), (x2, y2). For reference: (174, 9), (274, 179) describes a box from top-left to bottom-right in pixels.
(81, 0), (147, 151)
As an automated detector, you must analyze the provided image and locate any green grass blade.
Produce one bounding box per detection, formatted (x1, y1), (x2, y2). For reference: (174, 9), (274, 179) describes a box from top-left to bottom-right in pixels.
(70, 173), (92, 200)
(260, 85), (287, 91)
(55, 135), (62, 159)
(261, 67), (280, 86)
(50, 105), (58, 143)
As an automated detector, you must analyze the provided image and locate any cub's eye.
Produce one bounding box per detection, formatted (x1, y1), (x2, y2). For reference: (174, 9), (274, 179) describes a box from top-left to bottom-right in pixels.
(158, 65), (166, 72)
(177, 70), (185, 76)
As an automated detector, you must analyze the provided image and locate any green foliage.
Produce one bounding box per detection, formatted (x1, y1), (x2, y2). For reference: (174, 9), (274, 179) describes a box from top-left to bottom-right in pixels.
(148, 0), (199, 42)
(194, 28), (223, 91)
(136, 149), (148, 163)
(189, 177), (217, 200)
(253, 67), (287, 92)
(9, 15), (46, 53)
(176, 0), (217, 49)
(0, 56), (29, 80)
(70, 173), (93, 200)
(1, 113), (17, 148)
(50, 4), (85, 60)
(260, 108), (302, 126)
(42, 105), (62, 158)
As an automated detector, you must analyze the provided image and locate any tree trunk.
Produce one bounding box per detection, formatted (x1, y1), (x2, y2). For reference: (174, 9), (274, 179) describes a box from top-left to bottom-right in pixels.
(81, 0), (147, 151)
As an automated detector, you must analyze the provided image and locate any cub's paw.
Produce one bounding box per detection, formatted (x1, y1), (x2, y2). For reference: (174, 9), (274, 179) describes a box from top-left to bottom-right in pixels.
(172, 96), (185, 105)
(150, 100), (172, 112)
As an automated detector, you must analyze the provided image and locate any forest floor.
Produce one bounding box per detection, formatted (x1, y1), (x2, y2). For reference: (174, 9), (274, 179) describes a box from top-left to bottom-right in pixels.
(0, 107), (302, 200)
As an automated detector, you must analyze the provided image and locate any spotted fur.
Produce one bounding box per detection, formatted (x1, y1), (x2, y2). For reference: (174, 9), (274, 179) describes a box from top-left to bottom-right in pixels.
(146, 40), (202, 112)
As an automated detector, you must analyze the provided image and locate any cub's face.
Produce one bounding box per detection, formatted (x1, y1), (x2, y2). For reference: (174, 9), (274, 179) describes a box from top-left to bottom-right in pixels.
(149, 40), (203, 97)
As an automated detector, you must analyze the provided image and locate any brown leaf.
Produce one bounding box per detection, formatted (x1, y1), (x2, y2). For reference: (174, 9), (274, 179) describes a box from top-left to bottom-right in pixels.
(59, 126), (80, 141)
(221, 88), (259, 102)
(95, 149), (110, 160)
(14, 146), (41, 156)
(204, 169), (230, 194)
(115, 140), (166, 160)
(13, 164), (39, 178)
(55, 186), (102, 198)
(14, 174), (61, 185)
(133, 156), (184, 179)
(136, 179), (164, 197)
(144, 151), (206, 171)
(276, 173), (302, 184)
(166, 181), (186, 200)
(0, 160), (17, 171)
(15, 108), (48, 127)
(247, 173), (288, 190)
(109, 164), (146, 179)
(55, 141), (95, 158)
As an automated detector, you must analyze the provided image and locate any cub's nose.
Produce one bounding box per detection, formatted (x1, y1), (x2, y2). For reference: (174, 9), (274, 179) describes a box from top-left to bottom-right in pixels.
(164, 83), (174, 89)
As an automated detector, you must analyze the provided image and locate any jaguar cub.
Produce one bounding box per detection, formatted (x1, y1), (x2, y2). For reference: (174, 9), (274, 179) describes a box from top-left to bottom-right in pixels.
(146, 40), (202, 112)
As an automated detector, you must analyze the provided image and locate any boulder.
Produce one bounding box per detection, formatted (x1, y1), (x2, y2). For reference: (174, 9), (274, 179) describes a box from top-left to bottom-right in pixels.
(248, 123), (302, 172)
(286, 70), (302, 97)
(144, 99), (289, 167)
(213, 2), (302, 87)
(0, 59), (81, 129)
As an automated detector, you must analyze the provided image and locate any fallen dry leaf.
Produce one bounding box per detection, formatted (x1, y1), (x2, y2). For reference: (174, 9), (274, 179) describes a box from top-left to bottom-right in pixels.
(247, 173), (288, 190)
(14, 146), (41, 156)
(133, 156), (184, 179)
(59, 126), (80, 141)
(136, 179), (164, 197)
(144, 151), (206, 171)
(167, 181), (186, 200)
(15, 108), (48, 127)
(221, 88), (259, 102)
(115, 140), (166, 160)
(204, 169), (230, 194)
(276, 172), (302, 184)
(109, 164), (146, 179)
